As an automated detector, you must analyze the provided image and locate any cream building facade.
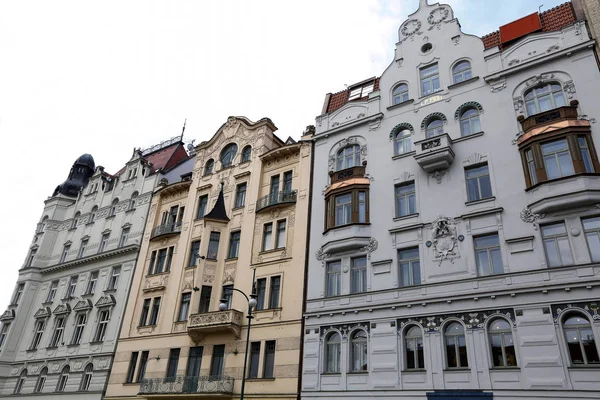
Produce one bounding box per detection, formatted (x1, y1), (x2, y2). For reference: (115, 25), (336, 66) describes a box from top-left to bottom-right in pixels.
(105, 116), (313, 400)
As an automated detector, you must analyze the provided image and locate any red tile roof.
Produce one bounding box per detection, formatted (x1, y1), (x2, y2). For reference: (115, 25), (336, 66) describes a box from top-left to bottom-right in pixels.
(325, 78), (380, 114)
(114, 142), (190, 176)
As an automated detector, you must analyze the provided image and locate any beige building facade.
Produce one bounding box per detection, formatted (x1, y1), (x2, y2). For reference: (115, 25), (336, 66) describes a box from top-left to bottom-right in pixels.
(105, 117), (313, 400)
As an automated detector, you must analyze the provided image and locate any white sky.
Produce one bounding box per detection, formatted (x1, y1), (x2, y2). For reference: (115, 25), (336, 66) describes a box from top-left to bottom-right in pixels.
(0, 0), (568, 310)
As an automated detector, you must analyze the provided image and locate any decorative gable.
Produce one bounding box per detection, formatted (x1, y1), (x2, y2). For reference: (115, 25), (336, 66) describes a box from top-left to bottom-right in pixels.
(73, 299), (93, 311)
(33, 307), (51, 319)
(95, 294), (116, 308)
(53, 304), (71, 315)
(0, 309), (15, 321)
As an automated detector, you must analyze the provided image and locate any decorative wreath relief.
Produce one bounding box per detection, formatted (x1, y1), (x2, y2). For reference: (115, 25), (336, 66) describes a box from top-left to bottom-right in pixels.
(401, 19), (422, 38)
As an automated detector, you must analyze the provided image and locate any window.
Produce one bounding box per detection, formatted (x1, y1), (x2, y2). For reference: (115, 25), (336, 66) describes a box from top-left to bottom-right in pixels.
(71, 313), (86, 345)
(325, 332), (341, 373)
(139, 298), (151, 326)
(525, 149), (537, 185)
(166, 348), (180, 380)
(199, 286), (212, 313)
(270, 175), (280, 198)
(351, 256), (367, 294)
(525, 82), (566, 116)
(220, 143), (238, 167)
(336, 145), (361, 171)
(489, 318), (517, 367)
(210, 345), (225, 376)
(72, 212), (80, 229)
(46, 280), (58, 303)
(77, 239), (88, 258)
(445, 322), (468, 368)
(283, 170), (293, 193)
(56, 366), (69, 392)
(152, 247), (173, 274)
(188, 240), (201, 267)
(178, 293), (191, 321)
(262, 223), (273, 251)
(26, 248), (36, 267)
(187, 346), (203, 379)
(197, 195), (209, 218)
(563, 313), (600, 365)
(459, 108), (481, 136)
(358, 191), (366, 223)
(14, 369), (27, 394)
(348, 82), (374, 101)
(90, 206), (98, 223)
(326, 261), (341, 297)
(86, 271), (98, 295)
(79, 363), (93, 391)
(393, 83), (409, 105)
(583, 216), (600, 262)
(541, 222), (573, 267)
(579, 136), (595, 173)
(228, 231), (241, 259)
(350, 330), (368, 372)
(394, 129), (412, 155)
(130, 191), (138, 210)
(221, 285), (233, 310)
(420, 63), (440, 95)
(474, 234), (503, 276)
(452, 60), (472, 84)
(207, 232), (220, 260)
(0, 323), (9, 350)
(66, 275), (78, 298)
(204, 159), (214, 175)
(263, 340), (276, 378)
(269, 276), (281, 309)
(119, 227), (130, 247)
(94, 310), (110, 342)
(249, 342), (261, 378)
(426, 118), (444, 138)
(34, 367), (47, 393)
(107, 266), (121, 290)
(395, 182), (416, 217)
(109, 199), (118, 217)
(241, 145), (252, 162)
(465, 164), (492, 202)
(335, 193), (352, 226)
(137, 351), (149, 382)
(275, 220), (286, 249)
(99, 233), (109, 253)
(149, 297), (161, 325)
(405, 326), (425, 370)
(543, 139), (575, 180)
(12, 283), (24, 305)
(126, 352), (139, 383)
(31, 319), (46, 349)
(256, 278), (267, 311)
(60, 244), (70, 263)
(399, 248), (420, 287)
(235, 183), (247, 208)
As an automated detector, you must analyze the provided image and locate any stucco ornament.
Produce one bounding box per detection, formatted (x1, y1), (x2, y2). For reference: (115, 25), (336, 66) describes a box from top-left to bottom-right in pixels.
(427, 7), (449, 29)
(525, 73), (555, 88)
(401, 19), (422, 40)
(359, 238), (378, 259)
(563, 80), (576, 99)
(520, 207), (545, 230)
(430, 216), (460, 264)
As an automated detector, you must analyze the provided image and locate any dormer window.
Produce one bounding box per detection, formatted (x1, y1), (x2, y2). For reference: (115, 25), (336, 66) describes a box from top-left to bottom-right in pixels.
(420, 64), (440, 96)
(524, 83), (566, 116)
(348, 82), (374, 101)
(336, 145), (361, 171)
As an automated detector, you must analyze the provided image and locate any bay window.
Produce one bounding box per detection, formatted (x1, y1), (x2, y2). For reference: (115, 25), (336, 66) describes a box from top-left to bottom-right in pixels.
(325, 188), (370, 230)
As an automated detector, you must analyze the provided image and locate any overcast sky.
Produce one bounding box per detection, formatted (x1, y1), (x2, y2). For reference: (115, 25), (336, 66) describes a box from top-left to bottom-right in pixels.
(0, 0), (568, 310)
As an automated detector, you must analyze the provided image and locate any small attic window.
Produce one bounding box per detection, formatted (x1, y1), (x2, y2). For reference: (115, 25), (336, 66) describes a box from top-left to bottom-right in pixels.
(348, 82), (374, 101)
(421, 43), (433, 53)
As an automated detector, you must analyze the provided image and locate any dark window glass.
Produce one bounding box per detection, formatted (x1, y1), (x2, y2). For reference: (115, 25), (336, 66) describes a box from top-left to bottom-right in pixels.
(126, 352), (138, 383)
(263, 340), (276, 378)
(189, 240), (201, 267)
(405, 326), (425, 370)
(221, 143), (238, 167)
(489, 319), (517, 367)
(235, 183), (247, 208)
(210, 345), (225, 377)
(242, 146), (252, 162)
(199, 286), (212, 313)
(228, 231), (241, 259)
(221, 285), (233, 310)
(140, 298), (151, 326)
(249, 342), (261, 378)
(207, 232), (220, 260)
(166, 348), (180, 380)
(137, 351), (149, 382)
(256, 278), (267, 311)
(187, 346), (203, 377)
(197, 195), (209, 218)
(269, 276), (281, 309)
(178, 293), (191, 321)
(149, 297), (161, 325)
(283, 171), (293, 193)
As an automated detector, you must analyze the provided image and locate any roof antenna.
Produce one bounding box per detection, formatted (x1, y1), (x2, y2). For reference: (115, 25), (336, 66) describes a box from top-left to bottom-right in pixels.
(180, 118), (187, 140)
(539, 4), (543, 13)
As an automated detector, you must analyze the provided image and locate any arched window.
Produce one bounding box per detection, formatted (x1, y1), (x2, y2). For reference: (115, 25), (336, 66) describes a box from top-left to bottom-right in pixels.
(204, 159), (214, 176)
(405, 325), (425, 370)
(110, 199), (118, 217)
(34, 367), (47, 393)
(79, 363), (93, 391)
(524, 82), (566, 116)
(241, 145), (252, 162)
(445, 322), (468, 368)
(350, 330), (368, 371)
(38, 216), (49, 233)
(393, 83), (409, 105)
(14, 369), (27, 394)
(563, 313), (600, 365)
(89, 206), (98, 223)
(220, 143), (238, 167)
(426, 118), (444, 138)
(130, 191), (138, 210)
(488, 318), (517, 367)
(452, 60), (472, 83)
(72, 212), (80, 229)
(394, 129), (412, 155)
(56, 365), (69, 392)
(325, 332), (341, 373)
(336, 145), (361, 171)
(459, 108), (481, 137)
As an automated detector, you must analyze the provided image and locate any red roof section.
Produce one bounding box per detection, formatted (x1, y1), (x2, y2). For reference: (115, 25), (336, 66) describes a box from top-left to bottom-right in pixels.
(114, 142), (190, 176)
(325, 78), (380, 114)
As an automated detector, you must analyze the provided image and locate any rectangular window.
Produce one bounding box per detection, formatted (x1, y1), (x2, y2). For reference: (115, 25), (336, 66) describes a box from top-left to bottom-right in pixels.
(148, 251), (157, 274)
(263, 340), (276, 378)
(542, 222), (573, 267)
(249, 342), (261, 378)
(71, 313), (86, 345)
(255, 278), (267, 311)
(228, 231), (241, 259)
(222, 285), (233, 310)
(26, 248), (36, 267)
(326, 261), (341, 297)
(186, 346), (203, 378)
(30, 319), (46, 349)
(358, 191), (367, 223)
(93, 310), (110, 342)
(46, 280), (58, 302)
(351, 256), (367, 294)
(262, 223), (273, 251)
(542, 139), (575, 180)
(578, 136), (594, 173)
(119, 228), (130, 248)
(465, 164), (492, 202)
(335, 193), (352, 226)
(210, 345), (225, 377)
(474, 233), (504, 275)
(525, 149), (538, 185)
(149, 297), (161, 325)
(178, 293), (191, 321)
(395, 182), (416, 217)
(235, 183), (247, 208)
(164, 246), (174, 272)
(49, 316), (65, 347)
(78, 239), (88, 258)
(12, 283), (24, 305)
(270, 175), (280, 197)
(108, 266), (121, 290)
(583, 216), (600, 262)
(86, 271), (98, 295)
(166, 348), (180, 379)
(126, 352), (139, 383)
(66, 275), (78, 298)
(99, 233), (110, 253)
(275, 220), (286, 249)
(283, 170), (293, 193)
(139, 298), (151, 326)
(137, 351), (149, 382)
(199, 286), (212, 314)
(269, 276), (281, 309)
(399, 248), (421, 287)
(420, 63), (440, 95)
(207, 232), (220, 260)
(188, 240), (201, 267)
(0, 323), (9, 350)
(197, 195), (209, 219)
(60, 244), (70, 263)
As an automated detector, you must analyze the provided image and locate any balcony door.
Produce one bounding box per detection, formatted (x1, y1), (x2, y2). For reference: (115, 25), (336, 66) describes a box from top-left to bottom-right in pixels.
(270, 175), (280, 199)
(169, 206), (179, 226)
(210, 345), (225, 378)
(184, 346), (203, 393)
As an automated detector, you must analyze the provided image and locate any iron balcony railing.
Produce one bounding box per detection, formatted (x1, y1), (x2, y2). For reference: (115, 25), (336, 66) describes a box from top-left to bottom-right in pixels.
(256, 190), (297, 213)
(140, 375), (234, 395)
(150, 221), (182, 240)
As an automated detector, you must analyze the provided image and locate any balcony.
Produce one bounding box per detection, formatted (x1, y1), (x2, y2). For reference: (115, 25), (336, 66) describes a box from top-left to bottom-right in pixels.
(330, 166), (365, 184)
(414, 133), (455, 172)
(187, 309), (243, 341)
(150, 222), (182, 240)
(255, 190), (297, 213)
(140, 376), (234, 396)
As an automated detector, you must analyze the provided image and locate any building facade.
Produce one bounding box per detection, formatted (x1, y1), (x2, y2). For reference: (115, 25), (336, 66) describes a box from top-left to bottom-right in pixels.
(105, 116), (312, 400)
(0, 138), (191, 399)
(302, 1), (600, 400)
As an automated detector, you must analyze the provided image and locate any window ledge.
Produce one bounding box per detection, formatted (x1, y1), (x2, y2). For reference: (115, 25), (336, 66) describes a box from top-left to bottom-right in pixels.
(218, 165), (235, 172)
(103, 289), (117, 294)
(254, 307), (282, 314)
(447, 76), (480, 89)
(67, 343), (80, 348)
(490, 367), (520, 371)
(46, 346), (58, 350)
(122, 382), (140, 386)
(42, 301), (53, 306)
(85, 221), (95, 227)
(125, 208), (136, 214)
(246, 378), (276, 382)
(403, 369), (426, 373)
(386, 98), (415, 111)
(525, 172), (600, 192)
(194, 217), (206, 222)
(392, 151), (416, 160)
(81, 293), (94, 298)
(452, 131), (484, 143)
(321, 372), (342, 376)
(206, 258), (217, 261)
(258, 248), (285, 256)
(8, 303), (18, 308)
(68, 227), (77, 232)
(26, 348), (38, 353)
(232, 206), (245, 211)
(89, 341), (104, 345)
(105, 215), (116, 220)
(443, 368), (470, 372)
(324, 222), (370, 234)
(394, 213), (419, 222)
(146, 271), (170, 278)
(465, 196), (495, 206)
(568, 365), (600, 369)
(347, 371), (369, 375)
(185, 265), (197, 269)
(225, 257), (239, 261)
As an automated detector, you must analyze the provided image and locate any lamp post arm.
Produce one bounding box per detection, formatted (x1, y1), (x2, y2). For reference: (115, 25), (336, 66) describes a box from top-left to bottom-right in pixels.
(229, 287), (250, 303)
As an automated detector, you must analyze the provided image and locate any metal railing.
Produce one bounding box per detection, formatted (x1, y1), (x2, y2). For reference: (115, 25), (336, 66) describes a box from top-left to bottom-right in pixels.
(256, 190), (297, 213)
(150, 222), (182, 239)
(140, 375), (234, 395)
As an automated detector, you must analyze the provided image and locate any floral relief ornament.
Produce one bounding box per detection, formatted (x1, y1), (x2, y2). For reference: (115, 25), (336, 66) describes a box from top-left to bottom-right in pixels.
(428, 7), (449, 29)
(401, 19), (422, 39)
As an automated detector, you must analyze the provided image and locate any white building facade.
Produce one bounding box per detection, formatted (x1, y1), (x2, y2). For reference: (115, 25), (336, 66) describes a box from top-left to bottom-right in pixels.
(302, 1), (600, 399)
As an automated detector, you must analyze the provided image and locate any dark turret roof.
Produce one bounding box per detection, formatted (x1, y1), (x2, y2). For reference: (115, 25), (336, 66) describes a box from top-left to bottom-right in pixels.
(75, 153), (95, 170)
(203, 183), (230, 222)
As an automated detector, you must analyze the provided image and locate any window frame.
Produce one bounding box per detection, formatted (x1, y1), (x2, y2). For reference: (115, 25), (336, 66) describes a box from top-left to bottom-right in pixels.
(47, 280), (59, 302)
(228, 231), (241, 259)
(126, 351), (139, 383)
(404, 325), (425, 370)
(275, 220), (286, 249)
(561, 312), (600, 366)
(420, 63), (440, 96)
(220, 143), (238, 168)
(473, 233), (504, 276)
(34, 367), (47, 393)
(488, 318), (517, 368)
(394, 129), (413, 156)
(350, 256), (367, 294)
(395, 181), (416, 218)
(241, 145), (252, 162)
(465, 163), (493, 202)
(107, 266), (121, 290)
(0, 322), (10, 350)
(178, 292), (191, 322)
(583, 216), (600, 262)
(56, 366), (70, 392)
(197, 194), (209, 219)
(524, 82), (567, 117)
(204, 159), (214, 176)
(350, 329), (368, 372)
(325, 187), (370, 231)
(93, 309), (110, 342)
(425, 118), (444, 138)
(392, 83), (409, 105)
(452, 60), (472, 84)
(207, 232), (220, 260)
(459, 107), (482, 137)
(86, 271), (99, 295)
(263, 340), (276, 378)
(444, 322), (469, 369)
(13, 369), (26, 394)
(541, 222), (573, 268)
(235, 182), (247, 208)
(326, 261), (341, 297)
(262, 223), (273, 252)
(30, 319), (46, 350)
(398, 247), (421, 287)
(335, 145), (361, 171)
(324, 332), (341, 373)
(79, 363), (93, 391)
(71, 312), (87, 345)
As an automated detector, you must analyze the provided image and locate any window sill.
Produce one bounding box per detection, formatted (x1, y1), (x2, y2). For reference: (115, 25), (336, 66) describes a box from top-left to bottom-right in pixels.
(452, 131), (484, 143)
(525, 172), (600, 191)
(218, 165), (235, 172)
(255, 307), (282, 313)
(444, 368), (470, 372)
(138, 324), (157, 328)
(46, 346), (59, 350)
(225, 257), (239, 261)
(67, 343), (80, 348)
(232, 206), (245, 211)
(42, 301), (53, 306)
(392, 151), (416, 160)
(394, 213), (419, 222)
(26, 348), (38, 353)
(81, 293), (94, 298)
(321, 372), (342, 376)
(146, 271), (170, 278)
(89, 341), (104, 345)
(447, 76), (480, 89)
(125, 208), (136, 214)
(206, 258), (217, 261)
(123, 382), (140, 386)
(246, 377), (276, 382)
(386, 98), (415, 111)
(490, 366), (520, 371)
(85, 221), (95, 227)
(103, 289), (117, 294)
(194, 217), (206, 222)
(347, 370), (369, 375)
(68, 227), (77, 232)
(185, 265), (197, 269)
(105, 215), (116, 220)
(465, 196), (495, 206)
(8, 303), (18, 308)
(403, 369), (426, 373)
(258, 248), (285, 255)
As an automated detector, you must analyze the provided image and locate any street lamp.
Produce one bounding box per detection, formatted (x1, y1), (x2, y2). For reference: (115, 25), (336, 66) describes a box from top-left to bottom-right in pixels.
(219, 284), (257, 400)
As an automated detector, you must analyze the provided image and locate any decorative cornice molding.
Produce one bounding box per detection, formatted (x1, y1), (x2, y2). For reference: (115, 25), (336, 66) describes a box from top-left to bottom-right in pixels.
(41, 244), (139, 274)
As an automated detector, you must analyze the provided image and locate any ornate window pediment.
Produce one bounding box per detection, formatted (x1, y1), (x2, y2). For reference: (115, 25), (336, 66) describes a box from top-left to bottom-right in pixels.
(0, 309), (15, 321)
(95, 294), (116, 308)
(73, 299), (93, 312)
(53, 304), (71, 315)
(121, 222), (132, 229)
(63, 240), (73, 247)
(421, 112), (447, 132)
(33, 307), (51, 319)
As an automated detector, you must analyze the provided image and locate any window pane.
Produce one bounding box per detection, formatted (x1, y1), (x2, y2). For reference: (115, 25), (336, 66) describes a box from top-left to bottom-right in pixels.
(581, 328), (600, 363)
(412, 261), (421, 285)
(566, 328), (585, 363)
(490, 248), (504, 274)
(544, 239), (561, 267)
(557, 237), (573, 265)
(538, 95), (553, 112)
(490, 334), (504, 367)
(557, 151), (575, 177)
(554, 91), (566, 107)
(466, 178), (480, 201)
(542, 223), (567, 236)
(585, 232), (600, 262)
(476, 250), (490, 276)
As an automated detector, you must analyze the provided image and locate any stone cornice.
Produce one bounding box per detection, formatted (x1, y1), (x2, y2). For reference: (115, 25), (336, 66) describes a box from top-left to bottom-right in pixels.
(41, 244), (139, 274)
